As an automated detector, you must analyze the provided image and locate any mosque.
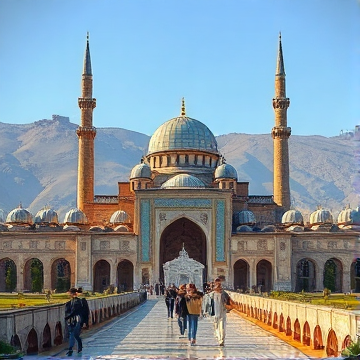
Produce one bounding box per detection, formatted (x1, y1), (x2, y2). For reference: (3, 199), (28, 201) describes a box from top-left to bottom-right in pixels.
(0, 35), (359, 295)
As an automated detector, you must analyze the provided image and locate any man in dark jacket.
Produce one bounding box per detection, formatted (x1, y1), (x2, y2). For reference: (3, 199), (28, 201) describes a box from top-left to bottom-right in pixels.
(64, 288), (83, 356)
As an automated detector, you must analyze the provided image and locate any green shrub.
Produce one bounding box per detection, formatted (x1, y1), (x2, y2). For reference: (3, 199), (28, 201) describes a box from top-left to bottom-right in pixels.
(0, 340), (16, 354)
(341, 338), (360, 357)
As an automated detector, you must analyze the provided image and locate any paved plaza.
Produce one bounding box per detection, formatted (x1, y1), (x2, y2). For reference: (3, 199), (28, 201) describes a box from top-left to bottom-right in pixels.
(29, 298), (313, 360)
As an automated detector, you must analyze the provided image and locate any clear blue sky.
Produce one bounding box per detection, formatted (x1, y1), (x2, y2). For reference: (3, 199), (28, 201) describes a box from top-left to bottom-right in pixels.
(0, 0), (359, 137)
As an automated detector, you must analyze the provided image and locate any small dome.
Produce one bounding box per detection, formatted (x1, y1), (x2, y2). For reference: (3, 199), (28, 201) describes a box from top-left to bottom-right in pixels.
(89, 226), (103, 232)
(63, 208), (88, 224)
(63, 224), (81, 231)
(233, 210), (256, 226)
(236, 225), (253, 232)
(34, 207), (59, 224)
(114, 225), (129, 232)
(0, 209), (7, 223)
(214, 163), (237, 180)
(110, 210), (130, 224)
(161, 174), (206, 189)
(281, 209), (303, 225)
(130, 162), (151, 180)
(148, 116), (218, 155)
(309, 208), (333, 225)
(6, 205), (33, 224)
(337, 207), (360, 225)
(261, 225), (276, 232)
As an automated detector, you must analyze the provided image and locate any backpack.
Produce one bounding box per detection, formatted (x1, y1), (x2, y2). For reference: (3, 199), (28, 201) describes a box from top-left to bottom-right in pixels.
(80, 298), (89, 326)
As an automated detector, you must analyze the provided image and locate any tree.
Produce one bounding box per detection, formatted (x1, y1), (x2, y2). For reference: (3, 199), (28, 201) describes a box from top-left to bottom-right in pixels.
(31, 259), (43, 293)
(5, 260), (16, 292)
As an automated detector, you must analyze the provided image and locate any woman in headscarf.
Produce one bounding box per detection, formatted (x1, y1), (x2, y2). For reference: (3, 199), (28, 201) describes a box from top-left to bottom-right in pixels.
(185, 283), (203, 346)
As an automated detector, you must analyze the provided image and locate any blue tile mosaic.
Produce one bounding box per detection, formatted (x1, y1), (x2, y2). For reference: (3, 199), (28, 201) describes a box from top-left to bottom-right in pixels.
(140, 199), (150, 262)
(154, 198), (211, 208)
(216, 200), (225, 261)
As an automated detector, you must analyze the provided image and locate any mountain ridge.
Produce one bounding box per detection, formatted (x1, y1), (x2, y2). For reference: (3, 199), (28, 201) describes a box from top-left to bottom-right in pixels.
(0, 117), (358, 222)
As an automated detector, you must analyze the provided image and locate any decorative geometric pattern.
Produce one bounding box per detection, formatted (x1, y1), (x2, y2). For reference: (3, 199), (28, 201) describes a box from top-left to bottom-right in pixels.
(140, 199), (150, 262)
(215, 200), (225, 261)
(154, 198), (211, 208)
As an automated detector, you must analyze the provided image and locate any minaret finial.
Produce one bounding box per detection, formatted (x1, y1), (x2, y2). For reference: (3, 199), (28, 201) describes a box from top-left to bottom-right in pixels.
(180, 97), (186, 116)
(276, 32), (285, 76)
(83, 32), (92, 75)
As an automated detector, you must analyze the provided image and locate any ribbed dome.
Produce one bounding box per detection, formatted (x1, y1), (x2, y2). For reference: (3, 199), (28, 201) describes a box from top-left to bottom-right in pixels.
(236, 225), (253, 232)
(281, 209), (303, 225)
(6, 205), (33, 224)
(309, 208), (333, 225)
(34, 207), (59, 224)
(0, 209), (7, 223)
(110, 210), (130, 224)
(130, 163), (151, 180)
(161, 174), (206, 189)
(214, 163), (238, 180)
(337, 207), (360, 225)
(147, 116), (218, 155)
(64, 208), (88, 224)
(114, 225), (129, 232)
(233, 210), (256, 226)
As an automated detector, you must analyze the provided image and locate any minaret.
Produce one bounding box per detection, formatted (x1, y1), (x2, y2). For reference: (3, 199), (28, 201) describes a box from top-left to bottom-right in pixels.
(272, 33), (291, 211)
(76, 33), (96, 211)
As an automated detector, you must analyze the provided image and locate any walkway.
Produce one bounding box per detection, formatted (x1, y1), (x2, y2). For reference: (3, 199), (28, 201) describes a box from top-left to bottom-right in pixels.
(29, 298), (310, 359)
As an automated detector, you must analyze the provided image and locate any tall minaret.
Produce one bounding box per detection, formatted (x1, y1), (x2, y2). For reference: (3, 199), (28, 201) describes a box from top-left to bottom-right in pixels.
(272, 33), (291, 211)
(76, 33), (96, 211)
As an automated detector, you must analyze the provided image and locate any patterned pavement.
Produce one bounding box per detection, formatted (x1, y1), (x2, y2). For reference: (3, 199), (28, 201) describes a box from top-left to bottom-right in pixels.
(27, 297), (313, 360)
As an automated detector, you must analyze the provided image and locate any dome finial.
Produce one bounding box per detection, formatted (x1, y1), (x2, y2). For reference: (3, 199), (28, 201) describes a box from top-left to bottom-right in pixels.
(180, 97), (186, 116)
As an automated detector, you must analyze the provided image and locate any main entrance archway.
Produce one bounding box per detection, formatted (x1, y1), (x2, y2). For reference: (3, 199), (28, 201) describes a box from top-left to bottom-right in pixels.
(159, 217), (207, 282)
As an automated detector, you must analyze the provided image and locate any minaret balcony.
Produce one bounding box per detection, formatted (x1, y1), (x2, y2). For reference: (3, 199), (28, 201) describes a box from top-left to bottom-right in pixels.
(76, 126), (97, 138)
(271, 126), (291, 139)
(78, 97), (97, 109)
(272, 98), (290, 109)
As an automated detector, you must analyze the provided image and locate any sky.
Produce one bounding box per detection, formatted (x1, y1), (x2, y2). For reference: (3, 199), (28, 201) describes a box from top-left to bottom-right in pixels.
(0, 0), (359, 138)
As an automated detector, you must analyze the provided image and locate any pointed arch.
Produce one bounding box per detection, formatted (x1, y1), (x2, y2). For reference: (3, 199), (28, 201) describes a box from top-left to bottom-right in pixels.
(42, 323), (51, 349)
(54, 322), (63, 346)
(117, 259), (134, 292)
(233, 259), (249, 291)
(302, 321), (311, 346)
(326, 329), (338, 357)
(296, 258), (316, 292)
(313, 325), (324, 350)
(256, 259), (272, 292)
(94, 260), (110, 293)
(159, 217), (207, 282)
(0, 258), (17, 292)
(24, 258), (43, 293)
(323, 258), (343, 293)
(51, 258), (71, 293)
(26, 328), (38, 355)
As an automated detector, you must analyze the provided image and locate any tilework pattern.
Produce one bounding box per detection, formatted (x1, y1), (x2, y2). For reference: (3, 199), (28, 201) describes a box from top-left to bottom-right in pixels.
(216, 200), (225, 261)
(154, 198), (212, 208)
(140, 199), (150, 262)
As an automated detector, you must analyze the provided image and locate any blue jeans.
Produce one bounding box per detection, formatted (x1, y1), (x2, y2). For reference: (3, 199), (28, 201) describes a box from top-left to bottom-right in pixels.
(166, 298), (175, 318)
(187, 314), (199, 340)
(68, 321), (82, 351)
(177, 314), (187, 335)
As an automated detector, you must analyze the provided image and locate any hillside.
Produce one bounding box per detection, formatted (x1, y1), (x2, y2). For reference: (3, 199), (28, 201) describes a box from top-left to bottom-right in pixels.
(0, 117), (358, 221)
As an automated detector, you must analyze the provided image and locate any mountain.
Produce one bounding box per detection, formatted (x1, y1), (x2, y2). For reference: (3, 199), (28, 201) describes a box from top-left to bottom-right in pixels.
(0, 116), (358, 222)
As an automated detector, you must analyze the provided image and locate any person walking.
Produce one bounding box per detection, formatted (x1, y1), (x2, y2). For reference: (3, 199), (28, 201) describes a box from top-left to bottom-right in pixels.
(185, 283), (203, 346)
(64, 288), (83, 356)
(165, 284), (177, 318)
(175, 284), (188, 337)
(209, 278), (230, 346)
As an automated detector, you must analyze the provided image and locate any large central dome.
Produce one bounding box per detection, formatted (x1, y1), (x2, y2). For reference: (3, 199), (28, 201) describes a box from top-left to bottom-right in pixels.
(147, 116), (218, 155)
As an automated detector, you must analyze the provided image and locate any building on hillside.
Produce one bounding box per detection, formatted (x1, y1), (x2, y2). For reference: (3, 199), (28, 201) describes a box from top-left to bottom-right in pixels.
(0, 34), (359, 294)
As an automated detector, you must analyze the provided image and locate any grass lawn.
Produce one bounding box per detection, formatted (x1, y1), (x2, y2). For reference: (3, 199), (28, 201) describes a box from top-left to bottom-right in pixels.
(268, 291), (360, 310)
(0, 292), (114, 310)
